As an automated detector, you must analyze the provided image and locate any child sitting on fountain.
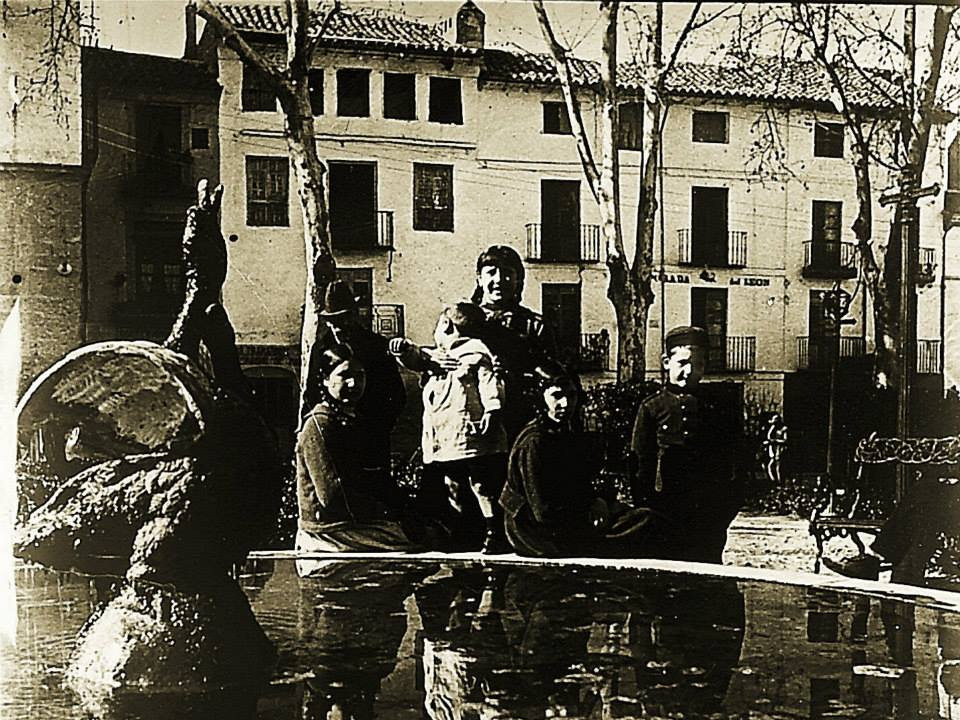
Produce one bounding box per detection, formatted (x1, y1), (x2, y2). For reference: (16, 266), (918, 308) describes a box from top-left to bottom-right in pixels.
(390, 302), (508, 553)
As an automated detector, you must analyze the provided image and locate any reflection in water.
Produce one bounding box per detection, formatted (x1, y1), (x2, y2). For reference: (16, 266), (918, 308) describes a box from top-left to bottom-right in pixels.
(6, 558), (960, 719)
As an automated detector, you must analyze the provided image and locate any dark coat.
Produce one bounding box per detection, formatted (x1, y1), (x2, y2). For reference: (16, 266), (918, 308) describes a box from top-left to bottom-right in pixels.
(305, 323), (406, 469)
(477, 304), (557, 440)
(296, 402), (403, 534)
(499, 417), (603, 557)
(629, 383), (744, 538)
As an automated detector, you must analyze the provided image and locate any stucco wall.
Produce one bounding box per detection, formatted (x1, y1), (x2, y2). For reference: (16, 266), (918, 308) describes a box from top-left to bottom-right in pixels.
(0, 0), (82, 166)
(214, 40), (948, 390)
(0, 168), (84, 391)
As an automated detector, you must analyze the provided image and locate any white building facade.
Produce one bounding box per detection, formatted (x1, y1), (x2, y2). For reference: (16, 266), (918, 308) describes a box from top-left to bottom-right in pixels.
(197, 2), (953, 413)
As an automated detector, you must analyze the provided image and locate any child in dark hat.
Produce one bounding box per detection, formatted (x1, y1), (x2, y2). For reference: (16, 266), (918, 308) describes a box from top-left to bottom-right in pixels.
(305, 279), (407, 477)
(628, 325), (744, 563)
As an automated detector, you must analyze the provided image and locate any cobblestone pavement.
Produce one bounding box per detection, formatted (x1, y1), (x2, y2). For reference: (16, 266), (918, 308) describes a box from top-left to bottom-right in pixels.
(723, 513), (819, 573)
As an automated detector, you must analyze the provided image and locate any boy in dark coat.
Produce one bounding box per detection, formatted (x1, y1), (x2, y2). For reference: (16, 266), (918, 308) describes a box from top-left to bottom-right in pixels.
(629, 326), (744, 563)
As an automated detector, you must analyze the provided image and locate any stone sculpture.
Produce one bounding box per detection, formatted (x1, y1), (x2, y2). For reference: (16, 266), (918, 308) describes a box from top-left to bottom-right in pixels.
(14, 182), (282, 717)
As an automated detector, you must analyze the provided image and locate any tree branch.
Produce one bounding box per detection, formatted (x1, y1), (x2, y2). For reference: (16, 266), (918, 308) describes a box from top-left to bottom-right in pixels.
(532, 0), (602, 201)
(196, 0), (294, 102)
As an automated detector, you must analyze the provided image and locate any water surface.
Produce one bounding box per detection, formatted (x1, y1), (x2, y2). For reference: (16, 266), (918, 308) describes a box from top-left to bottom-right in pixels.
(5, 557), (960, 719)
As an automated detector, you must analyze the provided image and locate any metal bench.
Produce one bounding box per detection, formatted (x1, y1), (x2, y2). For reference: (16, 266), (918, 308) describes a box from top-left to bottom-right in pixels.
(809, 433), (960, 574)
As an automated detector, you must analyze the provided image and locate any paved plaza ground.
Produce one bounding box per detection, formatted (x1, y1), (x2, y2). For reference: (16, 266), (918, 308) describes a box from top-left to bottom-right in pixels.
(723, 512), (819, 573)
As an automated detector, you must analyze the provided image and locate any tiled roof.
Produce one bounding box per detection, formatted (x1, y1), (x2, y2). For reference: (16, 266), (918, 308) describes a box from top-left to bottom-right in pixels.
(82, 47), (220, 94)
(482, 49), (899, 111)
(217, 3), (478, 57)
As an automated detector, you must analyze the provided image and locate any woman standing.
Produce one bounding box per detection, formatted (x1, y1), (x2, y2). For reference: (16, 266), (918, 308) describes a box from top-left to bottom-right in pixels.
(295, 344), (416, 555)
(470, 245), (557, 441)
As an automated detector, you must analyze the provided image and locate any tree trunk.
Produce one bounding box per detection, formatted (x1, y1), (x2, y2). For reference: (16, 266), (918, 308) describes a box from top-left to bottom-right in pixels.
(279, 89), (337, 415)
(618, 8), (661, 384)
(611, 280), (649, 383)
(849, 136), (896, 389)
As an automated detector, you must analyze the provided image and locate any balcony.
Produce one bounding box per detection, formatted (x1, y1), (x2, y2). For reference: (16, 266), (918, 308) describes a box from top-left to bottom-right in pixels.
(916, 248), (937, 286)
(721, 336), (756, 373)
(677, 229), (748, 268)
(802, 241), (857, 279)
(918, 339), (941, 374)
(333, 210), (394, 252)
(525, 223), (602, 263)
(797, 336), (866, 370)
(578, 331), (611, 371)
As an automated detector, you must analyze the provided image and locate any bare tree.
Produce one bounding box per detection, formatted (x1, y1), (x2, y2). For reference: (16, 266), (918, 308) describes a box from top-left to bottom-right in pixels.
(1, 0), (96, 125)
(532, 1), (727, 382)
(195, 0), (337, 412)
(741, 3), (958, 390)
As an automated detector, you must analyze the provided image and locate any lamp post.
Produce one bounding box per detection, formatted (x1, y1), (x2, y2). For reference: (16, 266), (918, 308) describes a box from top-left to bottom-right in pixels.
(823, 282), (852, 480)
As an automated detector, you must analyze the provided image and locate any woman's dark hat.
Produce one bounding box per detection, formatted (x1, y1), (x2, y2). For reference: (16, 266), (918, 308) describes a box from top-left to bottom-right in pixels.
(319, 280), (359, 317)
(664, 325), (709, 351)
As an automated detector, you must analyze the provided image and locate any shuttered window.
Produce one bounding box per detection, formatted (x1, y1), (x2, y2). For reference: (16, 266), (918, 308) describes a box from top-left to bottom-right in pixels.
(413, 163), (454, 231)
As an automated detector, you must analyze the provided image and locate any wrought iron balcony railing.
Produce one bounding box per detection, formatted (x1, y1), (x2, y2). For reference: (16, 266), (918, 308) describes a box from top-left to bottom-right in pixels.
(802, 241), (857, 279)
(797, 335), (866, 370)
(917, 339), (941, 374)
(916, 248), (937, 285)
(579, 331), (611, 371)
(525, 223), (602, 263)
(677, 229), (748, 267)
(332, 210), (394, 251)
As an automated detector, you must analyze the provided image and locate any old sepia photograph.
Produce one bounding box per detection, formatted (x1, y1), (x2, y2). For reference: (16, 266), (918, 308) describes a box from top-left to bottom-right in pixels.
(1, 0), (959, 717)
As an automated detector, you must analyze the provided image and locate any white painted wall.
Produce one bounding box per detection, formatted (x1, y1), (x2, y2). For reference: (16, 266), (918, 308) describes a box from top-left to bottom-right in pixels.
(214, 39), (949, 391)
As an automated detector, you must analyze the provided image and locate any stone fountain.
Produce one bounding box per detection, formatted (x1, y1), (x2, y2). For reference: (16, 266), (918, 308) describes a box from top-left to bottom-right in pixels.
(13, 181), (283, 718)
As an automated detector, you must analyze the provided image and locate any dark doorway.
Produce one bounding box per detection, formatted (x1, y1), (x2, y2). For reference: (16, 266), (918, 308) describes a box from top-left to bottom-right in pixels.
(691, 287), (727, 373)
(336, 267), (373, 330)
(542, 283), (581, 367)
(691, 186), (728, 266)
(540, 180), (580, 262)
(328, 162), (377, 250)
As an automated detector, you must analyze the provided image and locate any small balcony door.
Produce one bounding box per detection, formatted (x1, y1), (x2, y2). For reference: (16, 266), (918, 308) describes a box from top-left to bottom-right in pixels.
(542, 283), (581, 367)
(808, 289), (839, 369)
(541, 180), (580, 262)
(691, 287), (727, 373)
(329, 162), (377, 250)
(691, 186), (728, 266)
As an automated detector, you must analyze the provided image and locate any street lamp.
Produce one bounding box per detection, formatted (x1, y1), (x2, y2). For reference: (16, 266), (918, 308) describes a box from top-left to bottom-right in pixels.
(823, 282), (852, 481)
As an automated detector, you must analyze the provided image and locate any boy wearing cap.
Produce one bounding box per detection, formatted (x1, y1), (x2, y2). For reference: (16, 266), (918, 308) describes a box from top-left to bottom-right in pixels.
(629, 325), (744, 563)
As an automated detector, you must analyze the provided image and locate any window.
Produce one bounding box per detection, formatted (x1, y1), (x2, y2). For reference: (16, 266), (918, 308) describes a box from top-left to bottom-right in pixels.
(814, 122), (844, 158)
(337, 69), (370, 117)
(241, 65), (276, 111)
(246, 156), (289, 226)
(692, 111), (728, 143)
(383, 72), (416, 120)
(328, 162), (378, 249)
(336, 268), (374, 329)
(542, 101), (572, 135)
(308, 69), (324, 116)
(429, 77), (462, 124)
(190, 127), (209, 150)
(812, 201), (842, 245)
(413, 163), (454, 231)
(691, 287), (728, 373)
(618, 102), (642, 149)
(133, 221), (184, 308)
